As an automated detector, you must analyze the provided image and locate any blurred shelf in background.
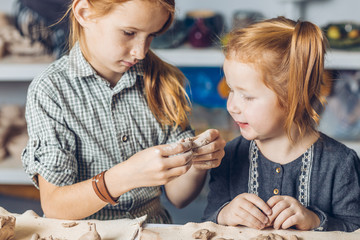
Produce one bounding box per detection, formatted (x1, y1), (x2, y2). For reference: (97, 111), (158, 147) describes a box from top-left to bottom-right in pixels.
(1, 48), (360, 81)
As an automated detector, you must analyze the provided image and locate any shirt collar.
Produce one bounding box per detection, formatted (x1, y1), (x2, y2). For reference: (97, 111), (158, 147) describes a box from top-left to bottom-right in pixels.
(68, 42), (96, 80)
(67, 42), (145, 84)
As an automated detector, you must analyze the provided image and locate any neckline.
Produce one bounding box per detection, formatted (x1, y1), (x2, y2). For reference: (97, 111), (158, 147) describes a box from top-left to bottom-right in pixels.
(252, 138), (318, 167)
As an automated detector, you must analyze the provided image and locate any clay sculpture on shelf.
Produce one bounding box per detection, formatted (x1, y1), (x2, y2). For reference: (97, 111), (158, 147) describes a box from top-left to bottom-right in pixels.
(0, 104), (28, 162)
(0, 12), (47, 59)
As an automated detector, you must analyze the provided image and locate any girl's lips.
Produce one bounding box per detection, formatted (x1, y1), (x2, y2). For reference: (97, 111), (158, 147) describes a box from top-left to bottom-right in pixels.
(122, 61), (136, 67)
(236, 121), (249, 128)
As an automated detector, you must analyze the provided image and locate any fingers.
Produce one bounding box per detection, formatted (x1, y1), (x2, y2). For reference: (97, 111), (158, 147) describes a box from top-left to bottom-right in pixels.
(280, 215), (298, 230)
(193, 129), (226, 154)
(165, 150), (194, 169)
(192, 129), (218, 148)
(192, 149), (223, 170)
(239, 202), (269, 229)
(193, 138), (226, 156)
(165, 162), (192, 180)
(225, 194), (271, 229)
(267, 195), (307, 230)
(272, 207), (295, 229)
(191, 130), (226, 170)
(158, 141), (192, 157)
(245, 194), (272, 217)
(267, 196), (287, 226)
(234, 209), (267, 229)
(267, 195), (283, 208)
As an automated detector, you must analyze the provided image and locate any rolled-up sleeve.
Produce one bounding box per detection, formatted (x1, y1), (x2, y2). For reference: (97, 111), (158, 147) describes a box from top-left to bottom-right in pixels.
(22, 77), (77, 187)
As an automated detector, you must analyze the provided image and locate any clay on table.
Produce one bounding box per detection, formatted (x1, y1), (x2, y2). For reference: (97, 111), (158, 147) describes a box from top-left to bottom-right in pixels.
(140, 229), (162, 240)
(29, 233), (64, 240)
(192, 229), (215, 240)
(0, 215), (16, 240)
(251, 233), (299, 240)
(78, 222), (101, 240)
(62, 222), (79, 228)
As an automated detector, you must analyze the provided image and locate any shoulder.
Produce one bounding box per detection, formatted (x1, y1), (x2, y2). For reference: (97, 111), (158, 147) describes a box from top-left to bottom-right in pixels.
(223, 136), (251, 163)
(315, 132), (360, 170)
(28, 55), (70, 97)
(317, 132), (358, 158)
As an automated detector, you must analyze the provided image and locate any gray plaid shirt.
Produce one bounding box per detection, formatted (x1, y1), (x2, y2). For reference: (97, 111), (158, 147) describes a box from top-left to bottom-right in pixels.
(22, 43), (194, 221)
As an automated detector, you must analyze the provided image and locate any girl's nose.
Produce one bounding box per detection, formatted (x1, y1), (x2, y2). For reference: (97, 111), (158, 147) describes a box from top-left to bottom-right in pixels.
(227, 95), (241, 115)
(130, 40), (147, 60)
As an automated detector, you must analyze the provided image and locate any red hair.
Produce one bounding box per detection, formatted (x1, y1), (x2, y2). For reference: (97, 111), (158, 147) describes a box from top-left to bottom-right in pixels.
(224, 16), (331, 142)
(64, 0), (190, 129)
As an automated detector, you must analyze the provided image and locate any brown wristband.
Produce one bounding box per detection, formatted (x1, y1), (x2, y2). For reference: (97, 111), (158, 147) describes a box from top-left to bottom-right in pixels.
(92, 171), (118, 206)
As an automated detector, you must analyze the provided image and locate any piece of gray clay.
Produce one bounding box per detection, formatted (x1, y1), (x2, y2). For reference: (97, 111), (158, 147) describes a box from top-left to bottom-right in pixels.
(78, 222), (101, 240)
(0, 215), (16, 240)
(192, 229), (215, 240)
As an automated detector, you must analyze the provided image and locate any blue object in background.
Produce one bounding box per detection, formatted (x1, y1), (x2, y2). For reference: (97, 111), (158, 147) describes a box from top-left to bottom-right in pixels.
(180, 67), (227, 108)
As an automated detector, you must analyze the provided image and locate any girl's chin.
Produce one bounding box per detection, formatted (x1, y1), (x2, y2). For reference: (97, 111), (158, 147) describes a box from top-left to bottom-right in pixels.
(239, 131), (256, 141)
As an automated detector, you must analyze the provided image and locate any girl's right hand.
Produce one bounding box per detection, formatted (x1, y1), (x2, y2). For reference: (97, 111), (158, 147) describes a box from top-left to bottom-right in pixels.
(217, 193), (272, 229)
(124, 142), (194, 188)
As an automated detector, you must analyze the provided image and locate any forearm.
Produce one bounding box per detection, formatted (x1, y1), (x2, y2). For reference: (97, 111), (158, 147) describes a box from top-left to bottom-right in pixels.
(39, 175), (106, 219)
(39, 161), (136, 220)
(310, 206), (360, 232)
(164, 167), (207, 208)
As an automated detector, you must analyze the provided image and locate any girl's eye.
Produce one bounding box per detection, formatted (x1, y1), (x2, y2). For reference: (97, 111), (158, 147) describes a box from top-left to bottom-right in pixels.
(239, 93), (254, 101)
(123, 30), (135, 36)
(244, 96), (254, 101)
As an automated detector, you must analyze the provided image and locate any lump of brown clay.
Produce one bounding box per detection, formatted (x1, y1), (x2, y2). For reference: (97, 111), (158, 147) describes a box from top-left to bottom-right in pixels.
(0, 215), (16, 240)
(250, 233), (292, 240)
(30, 233), (42, 240)
(78, 222), (101, 240)
(30, 234), (64, 240)
(192, 134), (210, 149)
(139, 229), (162, 240)
(288, 235), (299, 240)
(62, 222), (79, 228)
(192, 229), (215, 240)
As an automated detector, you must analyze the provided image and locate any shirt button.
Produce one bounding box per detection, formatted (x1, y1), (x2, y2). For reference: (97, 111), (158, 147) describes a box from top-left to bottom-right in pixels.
(275, 167), (281, 173)
(122, 135), (128, 142)
(273, 188), (279, 195)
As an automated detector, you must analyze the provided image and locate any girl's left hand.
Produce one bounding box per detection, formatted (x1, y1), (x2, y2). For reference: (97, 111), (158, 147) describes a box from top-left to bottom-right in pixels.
(189, 129), (226, 170)
(266, 195), (320, 230)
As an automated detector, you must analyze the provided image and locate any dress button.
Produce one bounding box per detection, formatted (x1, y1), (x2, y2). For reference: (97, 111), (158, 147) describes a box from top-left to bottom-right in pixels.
(122, 135), (128, 142)
(273, 188), (279, 195)
(275, 167), (281, 173)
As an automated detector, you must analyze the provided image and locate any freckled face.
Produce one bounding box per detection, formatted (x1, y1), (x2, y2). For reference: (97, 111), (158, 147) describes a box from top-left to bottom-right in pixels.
(224, 58), (287, 141)
(83, 0), (169, 83)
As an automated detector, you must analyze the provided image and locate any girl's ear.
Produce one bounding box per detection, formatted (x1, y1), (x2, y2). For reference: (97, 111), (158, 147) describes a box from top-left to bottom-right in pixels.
(72, 0), (92, 27)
